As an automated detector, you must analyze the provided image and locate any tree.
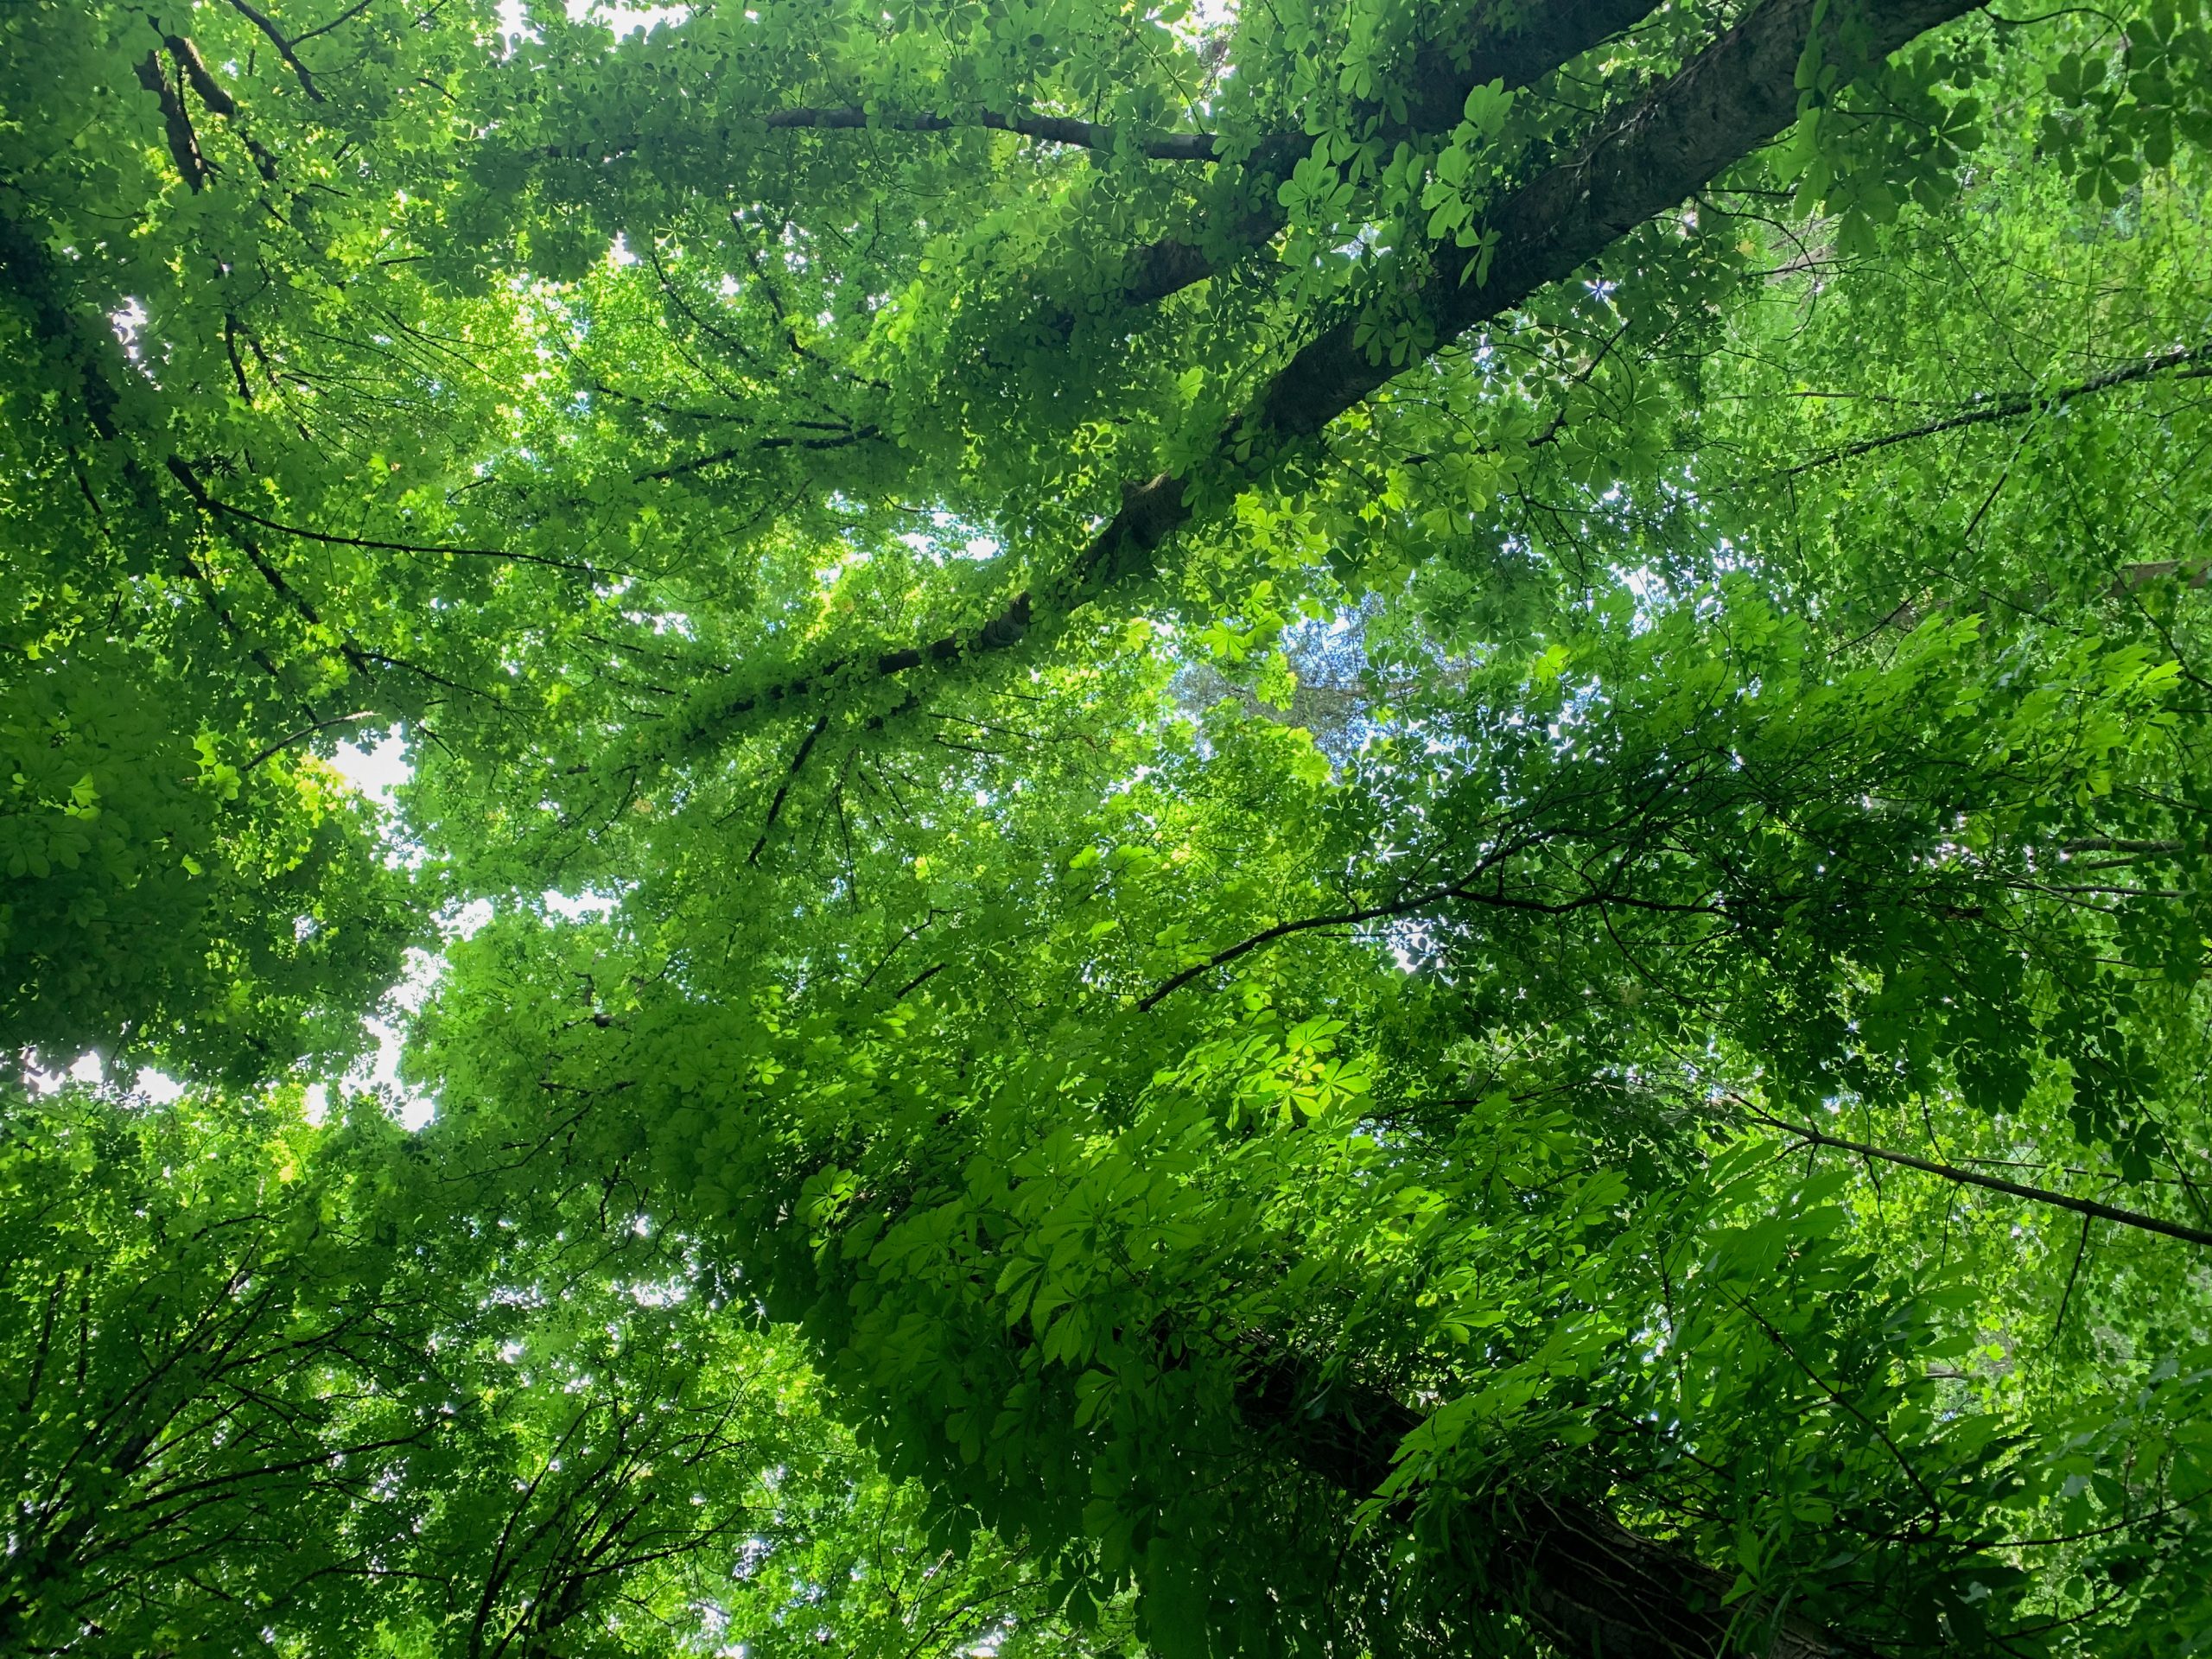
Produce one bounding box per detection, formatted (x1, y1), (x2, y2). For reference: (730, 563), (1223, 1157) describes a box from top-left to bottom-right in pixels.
(5, 0), (2212, 1656)
(0, 1077), (1093, 1659)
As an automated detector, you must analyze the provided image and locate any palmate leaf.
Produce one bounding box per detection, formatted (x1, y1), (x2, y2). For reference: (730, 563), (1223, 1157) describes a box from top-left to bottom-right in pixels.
(5, 0), (2212, 1655)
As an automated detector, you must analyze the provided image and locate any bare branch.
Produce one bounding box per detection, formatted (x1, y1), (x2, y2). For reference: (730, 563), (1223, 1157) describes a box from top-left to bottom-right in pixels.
(1752, 1109), (2212, 1249)
(1771, 339), (2212, 477)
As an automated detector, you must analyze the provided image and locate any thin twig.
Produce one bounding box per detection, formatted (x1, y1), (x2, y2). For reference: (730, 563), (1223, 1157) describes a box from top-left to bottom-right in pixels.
(240, 711), (379, 773)
(1772, 340), (2212, 479)
(200, 493), (602, 575)
(2049, 1212), (2094, 1345)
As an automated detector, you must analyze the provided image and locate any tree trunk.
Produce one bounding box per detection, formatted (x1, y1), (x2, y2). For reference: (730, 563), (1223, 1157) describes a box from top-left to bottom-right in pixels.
(1242, 1361), (1859, 1659)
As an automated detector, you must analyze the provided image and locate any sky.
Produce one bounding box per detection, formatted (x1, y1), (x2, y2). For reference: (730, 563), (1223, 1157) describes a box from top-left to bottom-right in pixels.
(499, 0), (693, 41)
(324, 736), (441, 1129)
(321, 736), (618, 1130)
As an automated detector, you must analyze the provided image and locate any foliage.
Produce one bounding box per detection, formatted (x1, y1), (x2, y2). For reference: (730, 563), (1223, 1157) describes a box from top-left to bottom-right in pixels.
(0, 1079), (1085, 1659)
(5, 1), (2212, 1656)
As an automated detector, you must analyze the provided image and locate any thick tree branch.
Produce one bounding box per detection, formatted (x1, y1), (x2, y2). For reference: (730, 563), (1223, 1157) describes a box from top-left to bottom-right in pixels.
(166, 35), (282, 181)
(1118, 0), (1668, 307)
(165, 35), (238, 118)
(1254, 0), (1988, 443)
(687, 0), (1986, 747)
(678, 593), (1034, 741)
(135, 53), (209, 192)
(541, 3), (1664, 306)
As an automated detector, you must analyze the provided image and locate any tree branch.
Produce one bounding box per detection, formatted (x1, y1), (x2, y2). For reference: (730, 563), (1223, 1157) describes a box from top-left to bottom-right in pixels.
(637, 422), (886, 481)
(196, 491), (604, 575)
(240, 710), (379, 773)
(134, 53), (208, 192)
(1751, 1109), (2212, 1248)
(687, 0), (1986, 741)
(220, 0), (327, 101)
(543, 106), (1223, 169)
(1134, 847), (1721, 1011)
(1240, 1354), (1859, 1659)
(165, 456), (343, 645)
(759, 105), (1222, 161)
(747, 715), (830, 866)
(1116, 0), (1668, 306)
(1254, 0), (1988, 442)
(1771, 339), (2212, 477)
(167, 35), (282, 181)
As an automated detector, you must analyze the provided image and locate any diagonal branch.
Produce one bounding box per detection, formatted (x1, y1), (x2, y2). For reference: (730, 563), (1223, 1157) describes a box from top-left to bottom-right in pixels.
(1136, 0), (1982, 558)
(1751, 1109), (2212, 1248)
(240, 710), (379, 773)
(165, 457), (392, 690)
(167, 35), (281, 181)
(134, 52), (209, 192)
(220, 0), (327, 101)
(1249, 0), (1988, 445)
(166, 458), (326, 628)
(687, 0), (1986, 747)
(747, 714), (830, 866)
(1770, 339), (2212, 477)
(1117, 0), (1669, 306)
(288, 0), (375, 48)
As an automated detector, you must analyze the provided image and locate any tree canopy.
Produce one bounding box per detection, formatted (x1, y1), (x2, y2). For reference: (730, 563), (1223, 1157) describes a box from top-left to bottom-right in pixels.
(6, 0), (2212, 1655)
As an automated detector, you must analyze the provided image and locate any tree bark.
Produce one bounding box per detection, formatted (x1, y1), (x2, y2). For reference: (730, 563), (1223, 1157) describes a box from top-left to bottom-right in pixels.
(1242, 1359), (1858, 1659)
(1121, 0), (1669, 306)
(1080, 0), (1987, 615)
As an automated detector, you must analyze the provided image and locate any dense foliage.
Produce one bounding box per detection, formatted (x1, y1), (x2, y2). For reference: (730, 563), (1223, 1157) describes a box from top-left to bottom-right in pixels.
(5, 0), (2212, 1654)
